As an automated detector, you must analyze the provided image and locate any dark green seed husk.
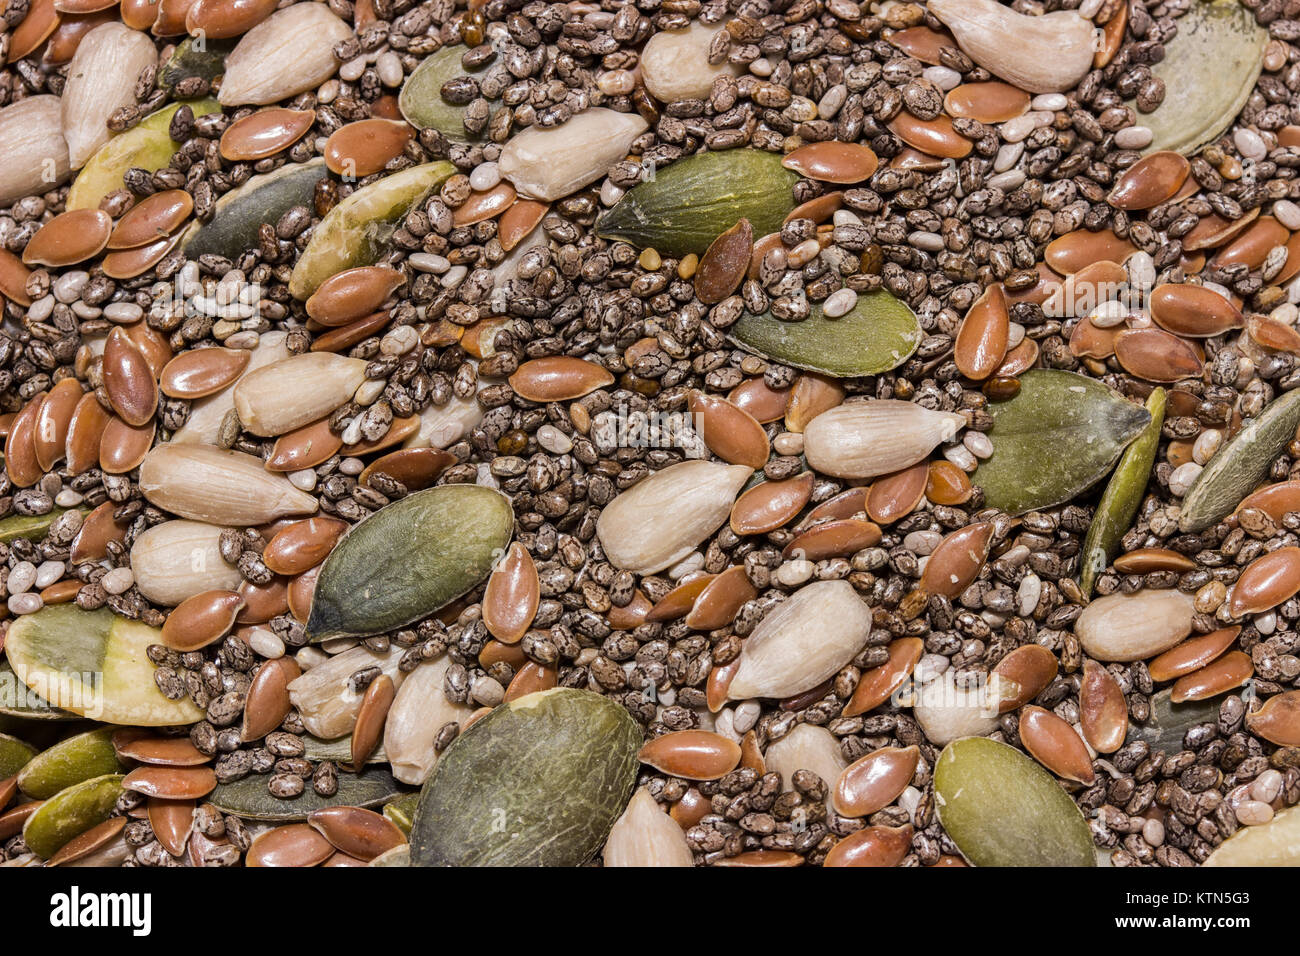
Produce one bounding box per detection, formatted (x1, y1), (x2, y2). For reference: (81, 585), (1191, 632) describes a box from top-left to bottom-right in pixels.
(183, 158), (326, 261)
(208, 766), (404, 821)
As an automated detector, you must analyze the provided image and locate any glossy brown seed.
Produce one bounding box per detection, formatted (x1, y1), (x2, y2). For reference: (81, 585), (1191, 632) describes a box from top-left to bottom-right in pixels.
(242, 656), (301, 742)
(1149, 283), (1243, 337)
(1067, 316), (1117, 360)
(713, 849), (804, 867)
(220, 108), (315, 162)
(504, 661), (558, 702)
(1245, 691), (1300, 746)
(784, 373), (844, 432)
(66, 392), (111, 474)
(920, 522), (995, 598)
(122, 322), (172, 379)
(69, 500), (127, 564)
(41, 580), (83, 605)
(990, 644), (1058, 714)
(728, 377), (790, 424)
(796, 486), (869, 531)
(1248, 315), (1300, 355)
(480, 640), (528, 671)
(823, 824), (913, 867)
(262, 517), (347, 576)
(1113, 328), (1203, 382)
(47, 816), (127, 867)
(1183, 207), (1260, 252)
(1211, 216), (1290, 270)
(886, 24), (953, 63)
(287, 564), (320, 623)
(107, 190), (194, 250)
(307, 806), (404, 861)
(1005, 261), (1061, 306)
(1045, 259), (1127, 318)
(845, 638), (923, 717)
(669, 788), (711, 830)
(450, 181), (516, 228)
(1095, 0), (1127, 66)
(509, 356), (614, 402)
(730, 472), (813, 536)
(1112, 547), (1198, 574)
(1236, 481), (1300, 523)
(160, 347), (250, 400)
(147, 798), (194, 857)
(123, 766), (217, 800)
(358, 447), (455, 492)
(1018, 706), (1095, 785)
(833, 746), (919, 818)
(102, 232), (184, 280)
(888, 112), (971, 159)
(1107, 151), (1190, 210)
(687, 389), (769, 468)
(22, 209), (111, 267)
(265, 418), (342, 472)
(0, 800), (42, 841)
(1281, 126), (1300, 149)
(98, 415), (155, 474)
(236, 577), (289, 624)
(943, 81), (1029, 124)
(305, 265), (404, 327)
(313, 314), (396, 355)
(102, 327), (159, 427)
(637, 730), (741, 781)
(781, 141), (879, 184)
(33, 377), (82, 472)
(1080, 660), (1128, 754)
(867, 462), (928, 525)
(7, 0), (59, 64)
(1170, 651), (1253, 703)
(1044, 229), (1137, 275)
(696, 219), (753, 305)
(783, 518), (882, 561)
(747, 232), (783, 280)
(496, 198), (549, 252)
(119, 0), (157, 28)
(482, 541), (539, 645)
(324, 118), (414, 178)
(1228, 547), (1300, 617)
(343, 415), (419, 457)
(44, 5), (109, 64)
(785, 191), (843, 225)
(888, 147), (945, 171)
(351, 674), (394, 772)
(645, 573), (716, 624)
(685, 565), (757, 631)
(161, 590), (245, 652)
(925, 460), (973, 506)
(185, 0), (278, 36)
(5, 392), (44, 488)
(114, 733), (209, 767)
(607, 589), (651, 632)
(246, 823), (334, 868)
(1278, 230), (1300, 284)
(954, 283), (1009, 380)
(0, 249), (33, 307)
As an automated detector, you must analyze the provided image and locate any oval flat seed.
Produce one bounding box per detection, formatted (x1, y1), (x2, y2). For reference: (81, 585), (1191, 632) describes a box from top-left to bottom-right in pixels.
(242, 656), (301, 742)
(687, 389), (769, 468)
(1148, 626), (1240, 683)
(637, 730), (741, 781)
(645, 574), (716, 623)
(925, 460), (973, 506)
(69, 501), (127, 563)
(886, 25), (954, 64)
(0, 249), (34, 307)
(147, 798), (194, 857)
(509, 357), (614, 402)
(781, 141), (879, 183)
(101, 232), (185, 280)
(845, 637), (923, 717)
(685, 565), (757, 631)
(1044, 229), (1136, 275)
(1045, 259), (1127, 319)
(122, 766), (217, 800)
(47, 816), (127, 867)
(22, 209), (111, 267)
(66, 392), (111, 475)
(867, 462), (928, 525)
(0, 801), (42, 841)
(237, 578), (289, 624)
(995, 338), (1039, 377)
(1246, 691), (1300, 747)
(219, 108), (315, 161)
(263, 517), (348, 576)
(833, 745), (919, 818)
(497, 198), (549, 252)
(944, 81), (1029, 123)
(482, 541), (539, 645)
(728, 377), (789, 424)
(695, 218), (753, 305)
(161, 347), (250, 399)
(1210, 216), (1289, 270)
(266, 418), (343, 472)
(888, 112), (971, 158)
(309, 311), (393, 352)
(324, 118), (414, 178)
(1237, 480), (1300, 523)
(450, 182), (516, 228)
(785, 191), (843, 225)
(113, 734), (208, 767)
(102, 327), (159, 427)
(351, 674), (395, 772)
(1228, 547), (1300, 617)
(1107, 151), (1190, 210)
(1018, 705), (1095, 785)
(308, 806), (405, 861)
(954, 283), (1009, 381)
(990, 644), (1058, 714)
(304, 265), (404, 328)
(784, 373), (845, 433)
(246, 823), (334, 867)
(1248, 315), (1300, 355)
(8, 0), (60, 61)
(1080, 660), (1128, 754)
(1113, 327), (1203, 382)
(920, 522), (994, 598)
(5, 393), (45, 488)
(504, 661), (558, 702)
(783, 517), (882, 561)
(729, 472), (813, 535)
(161, 589), (245, 652)
(823, 824), (913, 867)
(184, 0), (278, 37)
(33, 378), (82, 473)
(107, 189), (194, 249)
(712, 849), (804, 867)
(1149, 283), (1243, 337)
(359, 447), (455, 491)
(1171, 651), (1253, 703)
(1112, 547), (1198, 574)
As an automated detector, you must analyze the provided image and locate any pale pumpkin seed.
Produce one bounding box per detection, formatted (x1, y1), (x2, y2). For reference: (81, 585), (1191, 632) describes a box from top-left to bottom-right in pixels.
(397, 45), (493, 142)
(22, 773), (124, 859)
(1203, 805), (1300, 866)
(0, 660), (76, 722)
(16, 727), (122, 800)
(208, 766), (403, 821)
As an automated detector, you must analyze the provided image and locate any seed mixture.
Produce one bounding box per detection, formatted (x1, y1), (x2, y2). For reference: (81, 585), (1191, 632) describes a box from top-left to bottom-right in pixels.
(1, 0), (1300, 869)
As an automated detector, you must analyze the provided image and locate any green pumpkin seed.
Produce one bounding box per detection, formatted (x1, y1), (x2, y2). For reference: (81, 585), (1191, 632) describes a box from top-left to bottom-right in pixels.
(0, 660), (77, 722)
(397, 45), (493, 142)
(1179, 387), (1300, 532)
(729, 289), (921, 378)
(289, 160), (456, 300)
(972, 370), (1151, 515)
(1204, 805), (1300, 866)
(22, 773), (124, 860)
(67, 100), (222, 211)
(158, 37), (236, 92)
(183, 159), (326, 261)
(1138, 0), (1265, 156)
(410, 688), (641, 866)
(1129, 688), (1229, 755)
(0, 507), (80, 545)
(596, 150), (798, 258)
(0, 733), (38, 777)
(308, 485), (514, 642)
(208, 766), (403, 821)
(383, 792), (419, 835)
(302, 733), (386, 764)
(1080, 387), (1166, 596)
(16, 727), (122, 800)
(934, 736), (1095, 867)
(3, 605), (204, 727)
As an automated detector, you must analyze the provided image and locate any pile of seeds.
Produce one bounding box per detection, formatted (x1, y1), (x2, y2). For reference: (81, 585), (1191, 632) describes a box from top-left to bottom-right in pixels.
(2, 0), (1300, 868)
